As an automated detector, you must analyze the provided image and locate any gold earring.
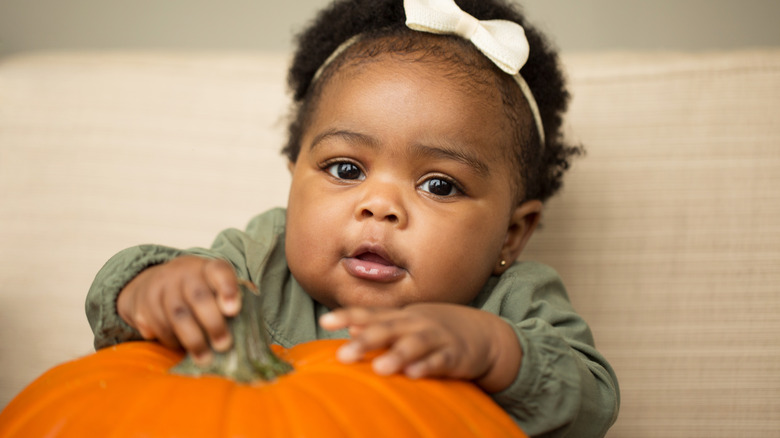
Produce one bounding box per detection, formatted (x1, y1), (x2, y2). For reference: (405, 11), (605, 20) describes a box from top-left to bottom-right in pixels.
(500, 260), (507, 267)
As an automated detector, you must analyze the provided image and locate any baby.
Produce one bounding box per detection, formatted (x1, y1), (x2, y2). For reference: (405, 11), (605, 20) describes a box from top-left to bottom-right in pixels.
(86, 0), (619, 436)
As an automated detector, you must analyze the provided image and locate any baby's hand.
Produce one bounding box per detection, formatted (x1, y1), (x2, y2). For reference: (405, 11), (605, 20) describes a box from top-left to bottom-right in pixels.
(116, 256), (241, 364)
(320, 303), (522, 393)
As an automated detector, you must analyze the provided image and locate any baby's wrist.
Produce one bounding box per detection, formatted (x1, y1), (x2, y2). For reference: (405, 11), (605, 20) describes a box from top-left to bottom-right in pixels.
(474, 317), (522, 393)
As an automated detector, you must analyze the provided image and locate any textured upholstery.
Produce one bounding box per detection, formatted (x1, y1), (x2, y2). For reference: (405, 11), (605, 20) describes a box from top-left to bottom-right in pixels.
(1, 50), (779, 436)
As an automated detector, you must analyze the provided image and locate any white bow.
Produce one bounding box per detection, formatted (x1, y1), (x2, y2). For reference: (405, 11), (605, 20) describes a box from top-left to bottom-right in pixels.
(404, 0), (530, 75)
(404, 0), (544, 146)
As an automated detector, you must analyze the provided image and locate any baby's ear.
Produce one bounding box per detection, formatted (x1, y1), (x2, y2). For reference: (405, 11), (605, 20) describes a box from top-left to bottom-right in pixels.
(287, 161), (296, 174)
(494, 200), (542, 274)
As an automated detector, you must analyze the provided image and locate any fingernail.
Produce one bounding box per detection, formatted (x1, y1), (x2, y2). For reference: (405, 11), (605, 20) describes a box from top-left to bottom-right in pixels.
(221, 298), (239, 315)
(337, 343), (360, 363)
(319, 313), (338, 326)
(373, 355), (399, 375)
(404, 363), (425, 379)
(212, 335), (232, 352)
(193, 351), (213, 365)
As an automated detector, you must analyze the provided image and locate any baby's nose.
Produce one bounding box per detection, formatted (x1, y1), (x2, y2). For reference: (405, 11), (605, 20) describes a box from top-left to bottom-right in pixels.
(354, 181), (408, 227)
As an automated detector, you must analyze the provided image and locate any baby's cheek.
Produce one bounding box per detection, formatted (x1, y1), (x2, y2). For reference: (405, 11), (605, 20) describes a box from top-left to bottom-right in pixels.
(421, 256), (492, 305)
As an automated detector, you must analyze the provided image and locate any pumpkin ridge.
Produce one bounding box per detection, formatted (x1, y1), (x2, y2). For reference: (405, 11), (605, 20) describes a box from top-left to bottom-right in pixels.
(295, 364), (454, 438)
(31, 388), (102, 437)
(102, 377), (177, 438)
(0, 349), (149, 436)
(273, 341), (439, 437)
(259, 375), (308, 437)
(106, 373), (222, 436)
(282, 366), (424, 437)
(0, 378), (96, 437)
(222, 381), (285, 436)
(78, 374), (183, 437)
(272, 374), (359, 436)
(414, 378), (525, 436)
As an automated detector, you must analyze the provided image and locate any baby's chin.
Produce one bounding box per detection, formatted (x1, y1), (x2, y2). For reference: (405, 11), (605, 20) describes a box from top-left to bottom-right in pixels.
(312, 282), (419, 310)
(292, 266), (404, 308)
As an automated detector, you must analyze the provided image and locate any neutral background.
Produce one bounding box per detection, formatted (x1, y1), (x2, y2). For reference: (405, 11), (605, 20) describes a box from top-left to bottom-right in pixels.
(1, 0), (779, 56)
(2, 1), (780, 436)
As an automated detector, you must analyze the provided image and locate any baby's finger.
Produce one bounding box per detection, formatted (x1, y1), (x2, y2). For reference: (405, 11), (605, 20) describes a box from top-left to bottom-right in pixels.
(182, 278), (232, 352)
(319, 314), (366, 336)
(137, 284), (181, 350)
(403, 350), (455, 379)
(347, 325), (365, 338)
(320, 307), (397, 331)
(163, 292), (212, 364)
(336, 317), (409, 363)
(372, 330), (443, 376)
(203, 259), (241, 316)
(319, 308), (364, 330)
(149, 323), (183, 352)
(319, 312), (345, 331)
(134, 312), (181, 351)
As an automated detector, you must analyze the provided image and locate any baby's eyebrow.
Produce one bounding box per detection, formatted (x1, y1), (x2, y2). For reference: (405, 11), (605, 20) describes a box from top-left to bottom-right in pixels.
(309, 128), (489, 177)
(410, 142), (489, 178)
(309, 129), (379, 151)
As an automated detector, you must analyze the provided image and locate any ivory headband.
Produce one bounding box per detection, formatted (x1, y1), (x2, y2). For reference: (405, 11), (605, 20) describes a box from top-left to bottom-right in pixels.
(312, 0), (545, 147)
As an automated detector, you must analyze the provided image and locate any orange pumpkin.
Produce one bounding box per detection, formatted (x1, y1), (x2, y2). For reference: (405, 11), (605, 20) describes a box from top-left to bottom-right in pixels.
(0, 282), (527, 437)
(0, 340), (527, 437)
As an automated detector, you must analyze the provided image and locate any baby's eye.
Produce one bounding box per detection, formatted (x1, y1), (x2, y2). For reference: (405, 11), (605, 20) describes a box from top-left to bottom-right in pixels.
(326, 162), (365, 181)
(419, 177), (461, 197)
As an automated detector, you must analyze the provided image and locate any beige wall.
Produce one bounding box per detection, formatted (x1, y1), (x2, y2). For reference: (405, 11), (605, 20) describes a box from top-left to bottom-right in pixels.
(1, 0), (779, 57)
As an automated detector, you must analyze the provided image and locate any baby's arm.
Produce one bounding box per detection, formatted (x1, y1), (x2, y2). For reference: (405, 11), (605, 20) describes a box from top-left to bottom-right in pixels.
(116, 256), (240, 363)
(321, 263), (619, 437)
(87, 208), (290, 354)
(319, 304), (520, 393)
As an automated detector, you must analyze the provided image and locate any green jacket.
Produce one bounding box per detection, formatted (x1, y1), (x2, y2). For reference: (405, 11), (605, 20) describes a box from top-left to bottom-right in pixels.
(86, 208), (618, 437)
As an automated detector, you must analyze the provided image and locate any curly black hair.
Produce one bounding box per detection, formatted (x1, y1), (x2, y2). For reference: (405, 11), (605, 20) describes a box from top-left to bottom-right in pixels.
(283, 0), (582, 203)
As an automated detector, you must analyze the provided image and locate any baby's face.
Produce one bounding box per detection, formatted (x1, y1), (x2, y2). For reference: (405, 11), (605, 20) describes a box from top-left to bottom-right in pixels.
(285, 54), (520, 309)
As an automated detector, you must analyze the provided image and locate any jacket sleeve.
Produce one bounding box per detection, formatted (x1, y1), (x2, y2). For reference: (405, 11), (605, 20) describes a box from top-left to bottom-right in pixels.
(85, 244), (184, 349)
(480, 262), (620, 438)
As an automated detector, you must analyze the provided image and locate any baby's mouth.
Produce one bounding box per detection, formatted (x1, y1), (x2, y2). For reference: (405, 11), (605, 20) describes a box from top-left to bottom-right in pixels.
(342, 247), (406, 282)
(355, 252), (394, 266)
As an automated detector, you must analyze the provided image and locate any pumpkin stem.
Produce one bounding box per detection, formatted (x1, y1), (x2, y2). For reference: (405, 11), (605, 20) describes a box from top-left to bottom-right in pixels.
(170, 280), (292, 383)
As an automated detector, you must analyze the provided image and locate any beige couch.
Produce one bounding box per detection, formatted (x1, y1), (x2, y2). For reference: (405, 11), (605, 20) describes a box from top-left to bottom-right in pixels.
(1, 49), (779, 436)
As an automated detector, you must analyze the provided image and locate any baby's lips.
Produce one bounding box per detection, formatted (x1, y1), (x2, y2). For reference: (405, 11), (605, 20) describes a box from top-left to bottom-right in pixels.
(355, 251), (393, 266)
(349, 242), (402, 268)
(342, 257), (406, 282)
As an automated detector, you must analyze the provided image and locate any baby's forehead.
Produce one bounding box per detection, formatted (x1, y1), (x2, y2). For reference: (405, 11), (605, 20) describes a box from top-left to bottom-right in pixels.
(338, 32), (503, 89)
(323, 35), (515, 127)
